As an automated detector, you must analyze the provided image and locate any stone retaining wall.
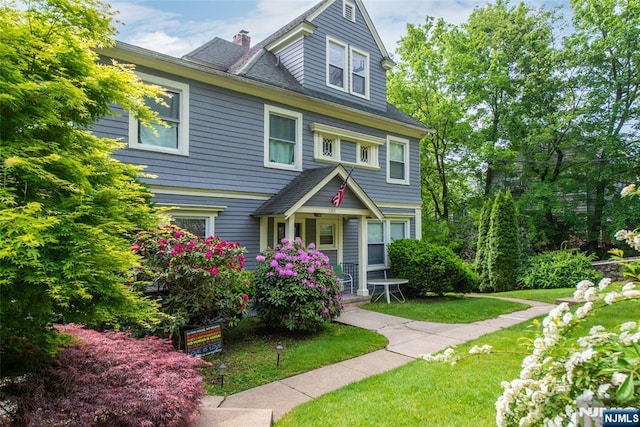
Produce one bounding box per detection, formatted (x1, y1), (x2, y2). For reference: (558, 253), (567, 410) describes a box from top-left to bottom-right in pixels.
(592, 257), (640, 281)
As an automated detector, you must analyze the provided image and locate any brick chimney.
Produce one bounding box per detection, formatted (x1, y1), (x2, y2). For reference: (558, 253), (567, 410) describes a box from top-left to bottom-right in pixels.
(233, 30), (251, 48)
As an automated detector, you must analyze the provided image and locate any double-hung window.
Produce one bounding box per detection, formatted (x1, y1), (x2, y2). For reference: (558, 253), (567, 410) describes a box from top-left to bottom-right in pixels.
(326, 37), (369, 98)
(128, 73), (189, 155)
(387, 137), (410, 185)
(367, 219), (409, 268)
(327, 38), (347, 91)
(350, 48), (369, 98)
(264, 105), (303, 171)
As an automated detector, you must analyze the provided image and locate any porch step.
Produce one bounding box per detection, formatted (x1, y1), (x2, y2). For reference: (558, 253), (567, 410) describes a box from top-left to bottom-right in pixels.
(342, 294), (371, 308)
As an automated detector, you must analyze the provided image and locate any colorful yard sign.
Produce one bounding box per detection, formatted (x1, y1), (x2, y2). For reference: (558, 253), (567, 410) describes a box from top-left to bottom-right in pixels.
(185, 324), (222, 356)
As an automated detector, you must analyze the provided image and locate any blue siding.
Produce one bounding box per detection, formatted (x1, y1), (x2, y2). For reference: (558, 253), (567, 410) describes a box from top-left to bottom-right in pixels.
(93, 64), (420, 206)
(277, 39), (305, 85)
(302, 0), (388, 111)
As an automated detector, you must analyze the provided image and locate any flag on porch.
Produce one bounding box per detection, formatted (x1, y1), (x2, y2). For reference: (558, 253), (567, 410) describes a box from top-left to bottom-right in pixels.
(331, 168), (353, 208)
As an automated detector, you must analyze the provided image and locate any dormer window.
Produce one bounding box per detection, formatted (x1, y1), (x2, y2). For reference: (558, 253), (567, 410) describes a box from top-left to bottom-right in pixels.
(350, 48), (368, 98)
(326, 37), (369, 99)
(343, 1), (356, 22)
(327, 38), (347, 91)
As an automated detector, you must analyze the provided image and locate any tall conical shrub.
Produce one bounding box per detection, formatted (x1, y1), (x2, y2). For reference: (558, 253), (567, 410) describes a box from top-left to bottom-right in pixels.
(475, 197), (493, 290)
(486, 190), (521, 292)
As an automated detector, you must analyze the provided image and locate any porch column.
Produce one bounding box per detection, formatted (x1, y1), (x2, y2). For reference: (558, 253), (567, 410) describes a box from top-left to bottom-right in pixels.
(357, 215), (369, 296)
(286, 214), (296, 240)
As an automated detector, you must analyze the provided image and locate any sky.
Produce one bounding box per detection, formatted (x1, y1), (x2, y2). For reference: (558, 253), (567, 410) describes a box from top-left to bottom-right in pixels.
(109, 0), (571, 58)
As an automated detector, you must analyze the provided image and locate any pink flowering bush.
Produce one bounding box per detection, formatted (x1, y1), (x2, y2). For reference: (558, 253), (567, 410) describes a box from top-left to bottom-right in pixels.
(3, 324), (209, 426)
(254, 237), (344, 332)
(129, 225), (253, 341)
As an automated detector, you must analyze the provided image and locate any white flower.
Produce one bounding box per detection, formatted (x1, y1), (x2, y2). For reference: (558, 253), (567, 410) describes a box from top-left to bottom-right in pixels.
(623, 289), (640, 299)
(598, 278), (612, 291)
(634, 234), (640, 251)
(621, 183), (636, 197)
(597, 383), (611, 399)
(622, 282), (636, 291)
(576, 280), (594, 291)
(583, 287), (597, 302)
(604, 292), (618, 304)
(576, 389), (594, 406)
(469, 344), (493, 355)
(615, 230), (629, 241)
(620, 321), (637, 332)
(575, 302), (593, 319)
(611, 372), (628, 386)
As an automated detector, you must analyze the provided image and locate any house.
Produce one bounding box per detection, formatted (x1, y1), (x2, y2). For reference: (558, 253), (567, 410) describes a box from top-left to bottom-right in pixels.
(92, 0), (429, 296)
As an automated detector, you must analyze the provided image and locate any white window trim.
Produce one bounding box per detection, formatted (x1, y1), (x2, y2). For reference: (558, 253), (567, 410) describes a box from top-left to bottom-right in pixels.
(264, 104), (303, 171)
(343, 0), (356, 22)
(158, 204), (226, 237)
(367, 218), (410, 270)
(349, 46), (369, 99)
(128, 72), (190, 156)
(326, 37), (348, 92)
(317, 220), (338, 250)
(310, 123), (382, 169)
(386, 136), (410, 185)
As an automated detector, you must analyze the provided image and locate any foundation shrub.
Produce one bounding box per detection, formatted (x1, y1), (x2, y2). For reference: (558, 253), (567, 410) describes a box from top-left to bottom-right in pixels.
(130, 225), (253, 341)
(253, 238), (344, 332)
(388, 239), (477, 296)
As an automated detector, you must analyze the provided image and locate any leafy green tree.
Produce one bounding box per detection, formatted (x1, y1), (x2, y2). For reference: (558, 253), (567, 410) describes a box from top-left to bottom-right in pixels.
(0, 0), (164, 373)
(388, 17), (479, 227)
(486, 190), (521, 292)
(565, 0), (640, 253)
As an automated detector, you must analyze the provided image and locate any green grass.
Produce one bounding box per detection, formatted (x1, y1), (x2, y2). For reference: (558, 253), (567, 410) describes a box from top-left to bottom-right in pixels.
(362, 295), (529, 323)
(489, 287), (576, 303)
(201, 317), (387, 395)
(276, 300), (640, 427)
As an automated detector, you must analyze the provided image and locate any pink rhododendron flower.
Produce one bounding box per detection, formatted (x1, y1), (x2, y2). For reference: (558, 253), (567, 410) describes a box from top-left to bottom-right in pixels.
(205, 251), (213, 259)
(256, 254), (266, 262)
(209, 266), (218, 276)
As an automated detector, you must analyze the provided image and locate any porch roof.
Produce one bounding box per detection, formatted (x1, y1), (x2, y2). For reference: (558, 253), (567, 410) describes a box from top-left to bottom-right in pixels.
(252, 165), (383, 220)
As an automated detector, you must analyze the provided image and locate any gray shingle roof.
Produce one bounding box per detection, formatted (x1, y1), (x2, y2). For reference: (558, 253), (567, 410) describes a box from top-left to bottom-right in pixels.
(184, 37), (248, 70)
(253, 167), (335, 216)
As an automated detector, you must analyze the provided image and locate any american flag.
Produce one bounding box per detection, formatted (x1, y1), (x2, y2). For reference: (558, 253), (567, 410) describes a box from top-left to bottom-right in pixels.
(331, 168), (353, 208)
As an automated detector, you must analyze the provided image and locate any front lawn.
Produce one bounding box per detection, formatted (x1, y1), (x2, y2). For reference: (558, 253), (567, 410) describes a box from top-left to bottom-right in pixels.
(362, 295), (529, 323)
(488, 287), (576, 303)
(276, 299), (640, 426)
(202, 317), (387, 395)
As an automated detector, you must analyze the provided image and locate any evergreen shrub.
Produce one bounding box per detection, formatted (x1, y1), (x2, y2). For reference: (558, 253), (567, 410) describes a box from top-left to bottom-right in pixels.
(387, 239), (477, 296)
(254, 238), (344, 332)
(518, 250), (601, 289)
(486, 190), (521, 292)
(2, 324), (208, 427)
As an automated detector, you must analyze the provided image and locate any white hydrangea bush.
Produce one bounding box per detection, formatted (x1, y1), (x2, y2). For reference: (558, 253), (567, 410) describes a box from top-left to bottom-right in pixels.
(495, 278), (639, 426)
(496, 183), (640, 427)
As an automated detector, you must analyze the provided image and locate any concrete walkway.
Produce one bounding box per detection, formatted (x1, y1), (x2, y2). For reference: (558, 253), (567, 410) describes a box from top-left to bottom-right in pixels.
(196, 297), (555, 426)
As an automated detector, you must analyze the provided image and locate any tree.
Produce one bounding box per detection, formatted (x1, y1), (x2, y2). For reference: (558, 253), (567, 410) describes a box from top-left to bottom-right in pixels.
(388, 17), (478, 228)
(0, 0), (165, 373)
(486, 190), (521, 292)
(565, 0), (640, 254)
(475, 197), (493, 290)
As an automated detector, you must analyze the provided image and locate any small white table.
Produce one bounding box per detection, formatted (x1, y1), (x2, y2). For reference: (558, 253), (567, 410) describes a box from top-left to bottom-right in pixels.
(368, 278), (408, 304)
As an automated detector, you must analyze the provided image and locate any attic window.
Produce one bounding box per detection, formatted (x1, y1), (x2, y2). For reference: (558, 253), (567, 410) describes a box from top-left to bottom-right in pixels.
(343, 1), (356, 22)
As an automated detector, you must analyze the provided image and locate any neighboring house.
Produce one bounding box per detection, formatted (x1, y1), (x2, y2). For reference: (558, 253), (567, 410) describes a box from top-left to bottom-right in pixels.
(92, 0), (429, 296)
